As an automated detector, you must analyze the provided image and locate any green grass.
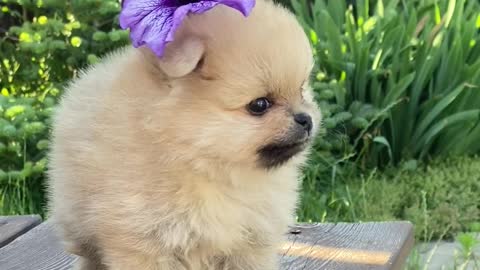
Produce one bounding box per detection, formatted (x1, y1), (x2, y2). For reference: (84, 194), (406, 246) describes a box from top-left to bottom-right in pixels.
(298, 155), (480, 241)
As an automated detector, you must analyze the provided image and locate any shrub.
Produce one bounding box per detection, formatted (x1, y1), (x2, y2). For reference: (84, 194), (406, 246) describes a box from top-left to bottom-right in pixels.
(0, 95), (53, 215)
(1, 0), (129, 96)
(292, 0), (480, 169)
(0, 0), (129, 215)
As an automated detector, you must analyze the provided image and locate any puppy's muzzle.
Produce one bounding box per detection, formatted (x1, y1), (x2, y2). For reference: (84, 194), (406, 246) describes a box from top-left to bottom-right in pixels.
(257, 113), (314, 169)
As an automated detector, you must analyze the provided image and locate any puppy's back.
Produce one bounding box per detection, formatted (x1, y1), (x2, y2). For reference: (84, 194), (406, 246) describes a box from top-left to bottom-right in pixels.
(46, 47), (162, 249)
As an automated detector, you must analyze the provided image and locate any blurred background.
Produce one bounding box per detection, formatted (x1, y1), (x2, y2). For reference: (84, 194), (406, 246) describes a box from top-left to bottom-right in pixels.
(0, 0), (479, 268)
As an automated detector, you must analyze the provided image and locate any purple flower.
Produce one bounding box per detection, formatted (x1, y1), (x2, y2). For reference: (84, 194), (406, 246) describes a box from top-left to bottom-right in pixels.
(119, 0), (256, 57)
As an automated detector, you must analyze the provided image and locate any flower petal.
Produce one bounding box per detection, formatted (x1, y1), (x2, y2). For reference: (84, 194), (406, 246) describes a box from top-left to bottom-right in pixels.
(119, 0), (169, 30)
(167, 0), (256, 42)
(167, 1), (219, 42)
(216, 0), (256, 16)
(139, 8), (176, 55)
(120, 0), (176, 56)
(119, 0), (256, 58)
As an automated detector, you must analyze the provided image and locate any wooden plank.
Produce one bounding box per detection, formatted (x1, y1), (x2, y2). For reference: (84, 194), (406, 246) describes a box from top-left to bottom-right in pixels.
(0, 220), (413, 270)
(0, 215), (42, 248)
(0, 222), (77, 270)
(281, 222), (414, 270)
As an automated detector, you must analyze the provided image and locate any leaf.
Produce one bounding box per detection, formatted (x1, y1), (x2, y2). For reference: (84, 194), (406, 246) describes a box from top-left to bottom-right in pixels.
(1, 88), (9, 96)
(355, 44), (369, 101)
(291, 0), (311, 27)
(5, 105), (25, 118)
(352, 117), (369, 129)
(323, 118), (336, 129)
(417, 110), (480, 157)
(109, 31), (121, 42)
(373, 136), (393, 162)
(19, 32), (32, 43)
(456, 232), (478, 257)
(444, 0), (456, 28)
(70, 36), (82, 47)
(434, 3), (441, 25)
(1, 125), (16, 137)
(327, 0), (345, 27)
(383, 72), (416, 107)
(413, 85), (465, 142)
(93, 31), (108, 41)
(38, 16), (48, 25)
(309, 29), (318, 45)
(376, 0), (384, 18)
(87, 54), (99, 64)
(334, 112), (353, 123)
(36, 140), (49, 150)
(402, 160), (418, 171)
(320, 10), (343, 65)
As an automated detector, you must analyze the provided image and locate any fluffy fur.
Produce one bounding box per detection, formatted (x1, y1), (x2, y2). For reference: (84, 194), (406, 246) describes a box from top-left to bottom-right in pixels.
(47, 1), (321, 269)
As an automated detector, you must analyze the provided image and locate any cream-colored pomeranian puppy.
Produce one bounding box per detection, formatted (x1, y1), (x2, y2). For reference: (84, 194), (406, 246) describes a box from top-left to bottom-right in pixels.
(47, 1), (321, 269)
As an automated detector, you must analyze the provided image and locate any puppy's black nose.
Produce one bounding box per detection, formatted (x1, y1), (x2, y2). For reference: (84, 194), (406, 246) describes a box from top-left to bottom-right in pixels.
(294, 113), (313, 133)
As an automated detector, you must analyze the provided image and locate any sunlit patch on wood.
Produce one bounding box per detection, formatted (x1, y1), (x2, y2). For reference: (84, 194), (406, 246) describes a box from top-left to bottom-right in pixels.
(279, 241), (391, 265)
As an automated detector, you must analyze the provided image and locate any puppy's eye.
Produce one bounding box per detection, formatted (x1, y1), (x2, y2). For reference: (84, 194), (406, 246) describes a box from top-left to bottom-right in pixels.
(247, 97), (272, 116)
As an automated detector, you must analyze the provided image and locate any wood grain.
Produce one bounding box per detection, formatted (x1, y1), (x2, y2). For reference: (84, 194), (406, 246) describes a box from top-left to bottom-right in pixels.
(0, 215), (42, 248)
(281, 222), (414, 270)
(0, 219), (414, 270)
(0, 222), (77, 270)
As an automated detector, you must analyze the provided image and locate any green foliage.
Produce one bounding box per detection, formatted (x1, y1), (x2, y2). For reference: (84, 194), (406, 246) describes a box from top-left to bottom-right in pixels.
(299, 155), (480, 241)
(1, 0), (129, 96)
(0, 0), (129, 215)
(0, 95), (52, 215)
(456, 232), (479, 260)
(292, 0), (480, 169)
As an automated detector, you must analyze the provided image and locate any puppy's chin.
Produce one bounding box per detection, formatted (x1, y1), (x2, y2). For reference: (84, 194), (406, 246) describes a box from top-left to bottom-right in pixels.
(257, 135), (312, 170)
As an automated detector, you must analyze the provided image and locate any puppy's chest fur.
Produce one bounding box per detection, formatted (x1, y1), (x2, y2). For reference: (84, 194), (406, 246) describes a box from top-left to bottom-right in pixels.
(137, 168), (299, 257)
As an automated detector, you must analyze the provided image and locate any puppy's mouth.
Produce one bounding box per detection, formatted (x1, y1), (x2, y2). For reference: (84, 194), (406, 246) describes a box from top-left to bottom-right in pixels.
(257, 138), (309, 169)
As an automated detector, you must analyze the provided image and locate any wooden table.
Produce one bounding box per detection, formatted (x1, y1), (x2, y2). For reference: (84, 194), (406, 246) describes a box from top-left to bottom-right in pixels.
(0, 216), (414, 269)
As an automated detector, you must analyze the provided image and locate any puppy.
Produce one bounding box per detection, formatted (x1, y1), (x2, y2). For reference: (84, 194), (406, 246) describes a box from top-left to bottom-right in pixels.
(47, 1), (321, 269)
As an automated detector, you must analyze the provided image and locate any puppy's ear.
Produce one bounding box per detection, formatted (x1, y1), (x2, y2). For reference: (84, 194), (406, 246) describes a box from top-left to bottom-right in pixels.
(142, 36), (205, 78)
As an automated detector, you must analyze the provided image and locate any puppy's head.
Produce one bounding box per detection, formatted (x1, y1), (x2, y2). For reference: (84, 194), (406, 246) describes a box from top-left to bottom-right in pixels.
(144, 0), (321, 170)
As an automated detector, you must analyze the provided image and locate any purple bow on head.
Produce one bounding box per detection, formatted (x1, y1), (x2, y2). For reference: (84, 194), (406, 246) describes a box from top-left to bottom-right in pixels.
(119, 0), (256, 58)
